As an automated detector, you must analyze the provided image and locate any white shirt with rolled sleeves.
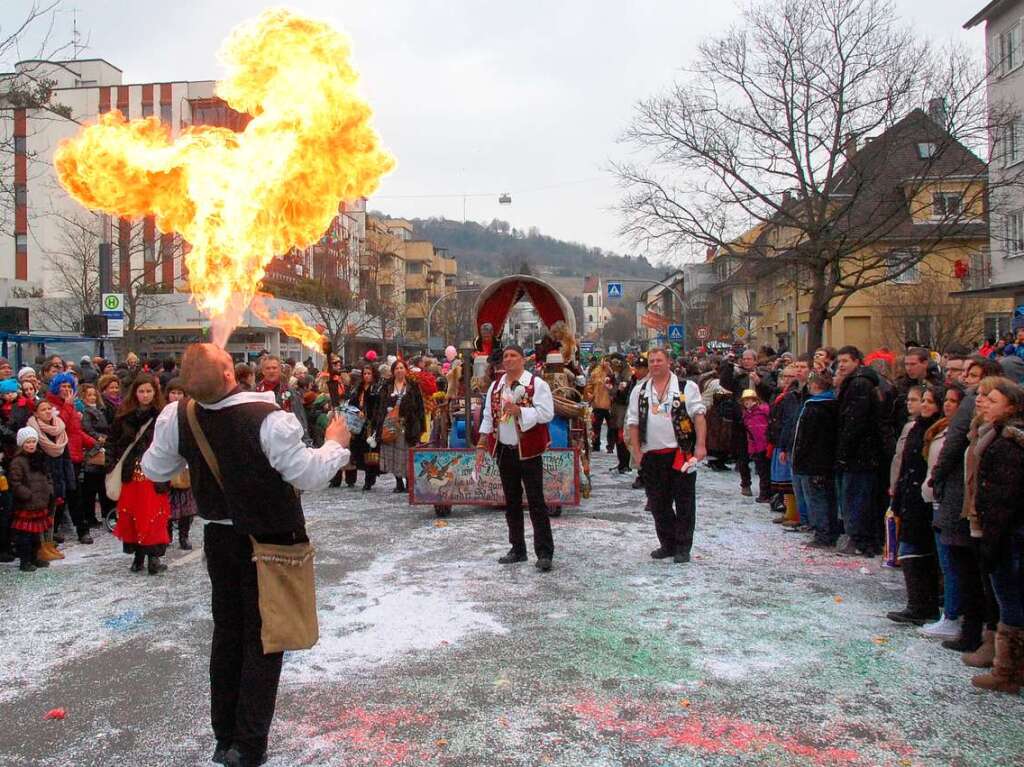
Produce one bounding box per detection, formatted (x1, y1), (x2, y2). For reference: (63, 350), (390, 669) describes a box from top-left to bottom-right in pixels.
(626, 374), (706, 452)
(478, 371), (554, 446)
(141, 391), (350, 523)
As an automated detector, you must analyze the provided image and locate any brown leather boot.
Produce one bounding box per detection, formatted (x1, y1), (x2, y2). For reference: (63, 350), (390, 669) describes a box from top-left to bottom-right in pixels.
(963, 628), (996, 668)
(971, 624), (1023, 694)
(37, 541), (64, 562)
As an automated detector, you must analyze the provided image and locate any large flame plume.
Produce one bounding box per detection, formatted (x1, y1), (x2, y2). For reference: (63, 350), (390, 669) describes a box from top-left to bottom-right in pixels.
(54, 8), (394, 348)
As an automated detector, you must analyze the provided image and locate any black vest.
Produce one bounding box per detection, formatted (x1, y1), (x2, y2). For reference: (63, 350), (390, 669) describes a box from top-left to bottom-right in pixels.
(177, 399), (305, 536)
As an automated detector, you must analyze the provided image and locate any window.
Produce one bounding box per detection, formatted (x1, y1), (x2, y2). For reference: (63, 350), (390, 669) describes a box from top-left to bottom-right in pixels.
(904, 317), (935, 348)
(916, 142), (937, 159)
(14, 185), (26, 207)
(405, 288), (425, 304)
(1006, 211), (1024, 258)
(985, 314), (1012, 340)
(160, 103), (172, 125)
(587, 313), (593, 323)
(885, 250), (920, 284)
(932, 192), (962, 218)
(406, 318), (424, 333)
(15, 233), (28, 251)
(1003, 118), (1024, 166)
(587, 295), (594, 307)
(144, 241), (156, 263)
(406, 261), (422, 274)
(1000, 22), (1023, 76)
(13, 136), (26, 154)
(141, 102), (153, 118)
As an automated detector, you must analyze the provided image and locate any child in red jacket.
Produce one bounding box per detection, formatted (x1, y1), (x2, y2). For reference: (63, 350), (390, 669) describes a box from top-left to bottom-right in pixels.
(741, 389), (772, 502)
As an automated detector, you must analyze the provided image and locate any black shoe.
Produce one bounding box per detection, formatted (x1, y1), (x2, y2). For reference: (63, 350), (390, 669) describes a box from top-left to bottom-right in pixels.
(362, 482), (374, 492)
(87, 518), (103, 529)
(222, 747), (267, 767)
(631, 478), (644, 489)
(147, 556), (168, 575)
(673, 551), (691, 564)
(212, 740), (232, 764)
(130, 553), (146, 572)
(180, 537), (193, 551)
(886, 608), (938, 626)
(32, 559), (50, 568)
(498, 548), (527, 564)
(650, 547), (674, 559)
(804, 540), (835, 550)
(0, 551), (14, 563)
(78, 533), (94, 544)
(942, 633), (983, 653)
(393, 478), (405, 493)
(19, 561), (37, 572)
(536, 557), (552, 572)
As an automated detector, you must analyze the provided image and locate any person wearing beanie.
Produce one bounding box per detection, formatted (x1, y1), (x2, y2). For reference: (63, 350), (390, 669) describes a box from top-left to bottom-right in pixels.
(8, 427), (55, 572)
(17, 366), (37, 384)
(45, 372), (95, 544)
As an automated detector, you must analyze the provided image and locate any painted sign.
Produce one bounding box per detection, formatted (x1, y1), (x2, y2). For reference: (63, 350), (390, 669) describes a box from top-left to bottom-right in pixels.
(409, 448), (580, 506)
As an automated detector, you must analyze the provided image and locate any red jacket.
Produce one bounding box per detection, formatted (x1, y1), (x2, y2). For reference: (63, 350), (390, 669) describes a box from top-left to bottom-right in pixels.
(414, 369), (437, 400)
(46, 392), (95, 463)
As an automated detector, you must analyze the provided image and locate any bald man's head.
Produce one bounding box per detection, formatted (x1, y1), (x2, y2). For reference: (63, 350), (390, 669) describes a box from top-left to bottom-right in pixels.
(181, 343), (236, 403)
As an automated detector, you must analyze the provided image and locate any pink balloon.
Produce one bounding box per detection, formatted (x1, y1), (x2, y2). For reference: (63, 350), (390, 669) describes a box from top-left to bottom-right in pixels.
(445, 345), (457, 362)
(365, 350), (378, 362)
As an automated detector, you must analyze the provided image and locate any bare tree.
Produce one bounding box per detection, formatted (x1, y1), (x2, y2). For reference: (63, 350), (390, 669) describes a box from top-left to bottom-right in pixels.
(280, 277), (376, 360)
(603, 306), (636, 345)
(877, 269), (984, 351)
(617, 0), (1005, 350)
(31, 211), (101, 332)
(362, 222), (405, 355)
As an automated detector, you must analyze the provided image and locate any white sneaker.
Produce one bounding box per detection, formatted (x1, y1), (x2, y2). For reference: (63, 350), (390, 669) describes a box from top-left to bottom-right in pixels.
(918, 615), (961, 639)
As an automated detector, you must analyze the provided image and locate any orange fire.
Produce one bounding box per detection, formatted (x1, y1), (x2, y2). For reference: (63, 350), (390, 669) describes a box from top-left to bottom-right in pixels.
(250, 295), (327, 352)
(53, 8), (394, 348)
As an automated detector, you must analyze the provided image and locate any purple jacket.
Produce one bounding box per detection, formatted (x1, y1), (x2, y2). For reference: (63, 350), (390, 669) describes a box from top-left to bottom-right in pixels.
(742, 402), (770, 454)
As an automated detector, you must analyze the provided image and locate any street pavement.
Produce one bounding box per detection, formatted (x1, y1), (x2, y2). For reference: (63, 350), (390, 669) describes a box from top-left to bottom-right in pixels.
(0, 449), (1021, 766)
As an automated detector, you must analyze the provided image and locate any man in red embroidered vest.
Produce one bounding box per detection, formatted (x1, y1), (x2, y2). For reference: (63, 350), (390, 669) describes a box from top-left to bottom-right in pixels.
(476, 343), (556, 571)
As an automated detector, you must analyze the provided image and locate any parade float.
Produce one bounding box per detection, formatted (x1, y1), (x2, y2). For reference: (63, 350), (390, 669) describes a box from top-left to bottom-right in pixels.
(410, 274), (591, 517)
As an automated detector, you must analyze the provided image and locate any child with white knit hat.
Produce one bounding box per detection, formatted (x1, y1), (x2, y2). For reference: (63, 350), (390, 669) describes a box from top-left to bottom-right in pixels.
(7, 426), (55, 572)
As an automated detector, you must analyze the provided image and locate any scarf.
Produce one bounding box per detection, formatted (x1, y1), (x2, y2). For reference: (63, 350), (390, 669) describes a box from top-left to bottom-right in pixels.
(104, 393), (122, 410)
(28, 414), (68, 458)
(963, 418), (998, 537)
(922, 416), (949, 461)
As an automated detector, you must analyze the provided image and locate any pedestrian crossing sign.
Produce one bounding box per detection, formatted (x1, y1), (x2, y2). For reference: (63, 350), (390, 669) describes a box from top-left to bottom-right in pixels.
(667, 324), (684, 341)
(606, 282), (623, 299)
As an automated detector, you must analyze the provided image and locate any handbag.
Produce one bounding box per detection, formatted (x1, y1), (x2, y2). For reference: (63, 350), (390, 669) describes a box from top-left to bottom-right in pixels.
(105, 419), (153, 502)
(86, 448), (107, 467)
(381, 404), (401, 445)
(184, 400), (319, 654)
(170, 467), (191, 490)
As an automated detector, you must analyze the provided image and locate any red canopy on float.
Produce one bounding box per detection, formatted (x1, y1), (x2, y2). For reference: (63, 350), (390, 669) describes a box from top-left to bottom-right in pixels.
(473, 275), (577, 338)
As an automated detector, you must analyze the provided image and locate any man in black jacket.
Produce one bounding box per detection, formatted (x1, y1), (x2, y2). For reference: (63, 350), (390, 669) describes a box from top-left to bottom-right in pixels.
(791, 370), (839, 547)
(834, 345), (890, 557)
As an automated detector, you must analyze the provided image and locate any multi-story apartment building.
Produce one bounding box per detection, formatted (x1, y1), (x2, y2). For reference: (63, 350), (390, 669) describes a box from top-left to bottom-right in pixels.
(962, 2), (1024, 330)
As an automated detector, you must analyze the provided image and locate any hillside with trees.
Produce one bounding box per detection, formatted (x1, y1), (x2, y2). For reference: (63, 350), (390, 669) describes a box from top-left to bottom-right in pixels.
(389, 216), (662, 279)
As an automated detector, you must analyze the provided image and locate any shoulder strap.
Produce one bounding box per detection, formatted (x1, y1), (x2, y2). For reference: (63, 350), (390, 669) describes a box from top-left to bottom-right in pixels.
(185, 399), (224, 491)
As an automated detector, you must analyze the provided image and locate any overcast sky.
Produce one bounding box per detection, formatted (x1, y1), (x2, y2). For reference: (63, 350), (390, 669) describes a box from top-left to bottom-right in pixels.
(4, 1), (986, 261)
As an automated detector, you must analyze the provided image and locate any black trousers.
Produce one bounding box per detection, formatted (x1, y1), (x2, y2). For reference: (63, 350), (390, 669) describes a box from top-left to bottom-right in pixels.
(14, 530), (38, 564)
(496, 443), (553, 559)
(344, 467), (378, 487)
(204, 524), (290, 758)
(951, 542), (1000, 631)
(0, 489), (12, 554)
(734, 440), (752, 488)
(592, 409), (612, 450)
(641, 451), (697, 555)
(615, 440), (631, 471)
(79, 470), (113, 524)
(752, 451), (771, 499)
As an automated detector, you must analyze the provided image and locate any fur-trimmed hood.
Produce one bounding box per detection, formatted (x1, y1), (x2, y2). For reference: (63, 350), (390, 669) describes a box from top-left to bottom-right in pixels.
(1001, 419), (1024, 448)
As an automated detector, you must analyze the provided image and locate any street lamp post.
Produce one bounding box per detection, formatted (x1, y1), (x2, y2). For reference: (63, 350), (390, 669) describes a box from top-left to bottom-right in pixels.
(425, 287), (481, 352)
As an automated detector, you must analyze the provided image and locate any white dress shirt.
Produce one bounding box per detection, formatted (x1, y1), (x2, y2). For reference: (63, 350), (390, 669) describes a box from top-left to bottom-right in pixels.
(478, 370), (554, 446)
(626, 374), (706, 452)
(141, 391), (349, 500)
